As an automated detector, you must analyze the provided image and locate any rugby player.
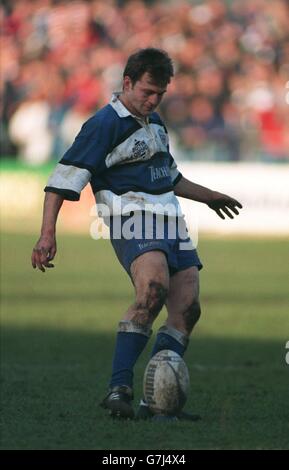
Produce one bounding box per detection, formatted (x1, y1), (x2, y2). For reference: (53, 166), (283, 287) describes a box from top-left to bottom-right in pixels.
(31, 48), (242, 420)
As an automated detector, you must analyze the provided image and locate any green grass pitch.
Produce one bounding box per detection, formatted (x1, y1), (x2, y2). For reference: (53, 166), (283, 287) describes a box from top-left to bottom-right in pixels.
(1, 232), (289, 450)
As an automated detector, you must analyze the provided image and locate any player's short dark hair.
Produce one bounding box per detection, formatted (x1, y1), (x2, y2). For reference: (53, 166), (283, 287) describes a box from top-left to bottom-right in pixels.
(123, 48), (174, 87)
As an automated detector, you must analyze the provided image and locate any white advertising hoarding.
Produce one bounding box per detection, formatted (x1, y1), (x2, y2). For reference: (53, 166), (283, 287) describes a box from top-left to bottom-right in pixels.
(178, 163), (289, 236)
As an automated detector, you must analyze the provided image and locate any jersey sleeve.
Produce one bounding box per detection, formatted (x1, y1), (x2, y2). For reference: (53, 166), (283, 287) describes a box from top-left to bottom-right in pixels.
(44, 164), (92, 201)
(44, 110), (115, 201)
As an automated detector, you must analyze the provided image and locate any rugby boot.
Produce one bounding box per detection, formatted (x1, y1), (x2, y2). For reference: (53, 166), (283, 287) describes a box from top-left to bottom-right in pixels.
(100, 385), (134, 419)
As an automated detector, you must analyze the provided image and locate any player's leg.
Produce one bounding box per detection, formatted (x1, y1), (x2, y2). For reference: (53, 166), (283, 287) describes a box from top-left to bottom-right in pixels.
(152, 266), (201, 357)
(101, 250), (169, 418)
(125, 250), (169, 322)
(151, 215), (202, 356)
(109, 250), (169, 388)
(136, 266), (201, 421)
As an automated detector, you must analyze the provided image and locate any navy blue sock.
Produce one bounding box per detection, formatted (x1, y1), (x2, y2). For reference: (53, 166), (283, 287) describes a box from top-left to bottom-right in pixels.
(150, 332), (186, 358)
(109, 328), (150, 389)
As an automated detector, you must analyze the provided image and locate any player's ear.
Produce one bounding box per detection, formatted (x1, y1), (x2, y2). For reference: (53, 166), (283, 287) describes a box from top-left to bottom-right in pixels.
(123, 75), (133, 92)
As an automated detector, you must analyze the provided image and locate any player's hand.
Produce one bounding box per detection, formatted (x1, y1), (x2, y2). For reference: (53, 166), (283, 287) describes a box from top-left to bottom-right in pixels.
(207, 191), (243, 220)
(31, 235), (57, 272)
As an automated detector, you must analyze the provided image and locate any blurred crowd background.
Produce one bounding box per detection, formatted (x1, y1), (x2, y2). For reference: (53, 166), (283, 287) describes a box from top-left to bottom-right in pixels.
(1, 0), (289, 164)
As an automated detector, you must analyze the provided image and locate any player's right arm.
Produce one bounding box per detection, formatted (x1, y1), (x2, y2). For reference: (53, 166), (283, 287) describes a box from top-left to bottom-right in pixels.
(31, 108), (116, 272)
(31, 192), (64, 272)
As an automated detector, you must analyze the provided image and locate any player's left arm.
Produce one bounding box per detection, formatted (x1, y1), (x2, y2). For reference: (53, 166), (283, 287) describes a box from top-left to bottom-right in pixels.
(174, 176), (242, 220)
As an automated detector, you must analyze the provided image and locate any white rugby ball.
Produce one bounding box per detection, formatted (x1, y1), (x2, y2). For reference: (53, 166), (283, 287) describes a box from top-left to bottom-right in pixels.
(143, 349), (190, 415)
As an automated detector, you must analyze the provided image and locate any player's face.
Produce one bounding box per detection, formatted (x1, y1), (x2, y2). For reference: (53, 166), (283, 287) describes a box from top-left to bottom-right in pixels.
(122, 72), (167, 118)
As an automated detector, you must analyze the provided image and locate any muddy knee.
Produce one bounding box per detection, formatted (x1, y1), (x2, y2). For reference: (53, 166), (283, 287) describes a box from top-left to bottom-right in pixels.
(132, 281), (168, 327)
(183, 300), (201, 333)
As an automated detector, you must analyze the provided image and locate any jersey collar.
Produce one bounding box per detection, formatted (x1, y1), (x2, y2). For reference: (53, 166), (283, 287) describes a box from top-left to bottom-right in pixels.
(110, 92), (131, 118)
(110, 92), (149, 123)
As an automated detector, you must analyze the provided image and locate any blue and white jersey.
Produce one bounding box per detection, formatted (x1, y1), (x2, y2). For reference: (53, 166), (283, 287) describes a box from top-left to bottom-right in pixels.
(45, 94), (183, 217)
